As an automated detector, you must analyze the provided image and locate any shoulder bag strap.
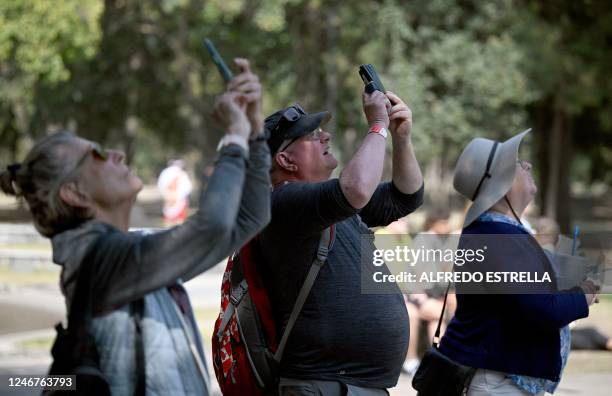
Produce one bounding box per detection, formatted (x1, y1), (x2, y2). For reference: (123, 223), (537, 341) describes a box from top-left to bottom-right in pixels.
(132, 298), (145, 396)
(170, 292), (212, 394)
(273, 225), (335, 362)
(432, 283), (452, 348)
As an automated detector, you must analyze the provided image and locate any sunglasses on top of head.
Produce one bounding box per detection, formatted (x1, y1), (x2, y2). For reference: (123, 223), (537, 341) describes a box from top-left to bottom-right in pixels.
(274, 104), (306, 133)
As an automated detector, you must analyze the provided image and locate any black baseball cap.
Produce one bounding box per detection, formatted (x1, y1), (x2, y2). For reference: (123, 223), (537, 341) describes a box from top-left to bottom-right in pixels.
(265, 104), (331, 155)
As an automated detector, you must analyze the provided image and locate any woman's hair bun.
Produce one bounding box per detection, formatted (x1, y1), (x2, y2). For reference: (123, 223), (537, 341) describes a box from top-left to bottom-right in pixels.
(0, 163), (22, 196)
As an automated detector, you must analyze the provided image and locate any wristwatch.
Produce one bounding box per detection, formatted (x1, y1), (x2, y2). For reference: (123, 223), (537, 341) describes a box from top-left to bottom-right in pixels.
(368, 123), (388, 139)
(217, 134), (249, 154)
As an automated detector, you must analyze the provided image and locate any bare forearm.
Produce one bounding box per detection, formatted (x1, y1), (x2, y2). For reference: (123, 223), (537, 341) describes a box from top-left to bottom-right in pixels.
(340, 132), (386, 209)
(392, 135), (423, 194)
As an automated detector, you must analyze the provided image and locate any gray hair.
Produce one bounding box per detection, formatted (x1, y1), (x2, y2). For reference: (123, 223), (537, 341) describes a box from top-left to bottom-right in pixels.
(0, 132), (93, 238)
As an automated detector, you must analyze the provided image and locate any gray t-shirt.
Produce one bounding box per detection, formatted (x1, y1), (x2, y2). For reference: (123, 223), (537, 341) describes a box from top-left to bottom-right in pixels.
(259, 179), (424, 388)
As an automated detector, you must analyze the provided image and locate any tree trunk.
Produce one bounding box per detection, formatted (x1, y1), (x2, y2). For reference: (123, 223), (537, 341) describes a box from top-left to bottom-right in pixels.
(1, 107), (20, 163)
(323, 1), (338, 136)
(544, 92), (573, 233)
(286, 1), (320, 109)
(545, 96), (562, 222)
(556, 117), (573, 233)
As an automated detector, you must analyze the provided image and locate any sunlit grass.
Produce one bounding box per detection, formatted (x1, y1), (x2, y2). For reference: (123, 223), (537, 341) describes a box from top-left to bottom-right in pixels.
(193, 307), (220, 324)
(194, 306), (219, 350)
(0, 243), (51, 251)
(19, 337), (53, 350)
(599, 294), (612, 302)
(0, 267), (59, 285)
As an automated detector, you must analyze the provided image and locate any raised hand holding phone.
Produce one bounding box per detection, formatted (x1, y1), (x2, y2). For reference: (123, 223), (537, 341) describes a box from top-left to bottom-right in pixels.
(212, 91), (250, 141)
(359, 64), (386, 93)
(203, 38), (234, 82)
(204, 39), (263, 139)
(228, 58), (263, 138)
(386, 91), (413, 139)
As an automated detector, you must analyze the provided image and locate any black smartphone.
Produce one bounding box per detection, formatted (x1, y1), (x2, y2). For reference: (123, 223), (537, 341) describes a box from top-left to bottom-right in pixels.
(359, 64), (386, 93)
(203, 38), (234, 82)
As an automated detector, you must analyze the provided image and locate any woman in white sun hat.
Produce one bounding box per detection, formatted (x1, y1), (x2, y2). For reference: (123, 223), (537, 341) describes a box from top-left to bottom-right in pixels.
(436, 129), (599, 395)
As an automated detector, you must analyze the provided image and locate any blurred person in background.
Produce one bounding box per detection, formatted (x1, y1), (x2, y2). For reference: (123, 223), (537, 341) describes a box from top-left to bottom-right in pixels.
(0, 58), (270, 395)
(157, 159), (193, 226)
(533, 216), (560, 251)
(571, 327), (612, 351)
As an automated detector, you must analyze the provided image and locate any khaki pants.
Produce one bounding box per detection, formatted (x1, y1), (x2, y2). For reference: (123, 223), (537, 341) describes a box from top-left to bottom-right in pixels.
(279, 377), (388, 396)
(467, 369), (545, 396)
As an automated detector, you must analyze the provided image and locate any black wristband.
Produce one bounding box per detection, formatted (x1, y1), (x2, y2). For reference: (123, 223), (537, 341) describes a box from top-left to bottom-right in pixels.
(250, 129), (270, 142)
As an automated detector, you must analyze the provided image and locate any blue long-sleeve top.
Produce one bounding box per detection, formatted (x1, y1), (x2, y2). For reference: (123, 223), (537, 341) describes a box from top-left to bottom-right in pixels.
(438, 219), (589, 381)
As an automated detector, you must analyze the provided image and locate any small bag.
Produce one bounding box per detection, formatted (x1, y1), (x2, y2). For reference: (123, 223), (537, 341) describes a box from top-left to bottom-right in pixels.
(412, 284), (476, 396)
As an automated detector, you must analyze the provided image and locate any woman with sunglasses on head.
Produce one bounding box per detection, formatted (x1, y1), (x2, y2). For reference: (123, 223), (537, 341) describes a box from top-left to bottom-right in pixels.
(0, 58), (270, 395)
(429, 129), (599, 395)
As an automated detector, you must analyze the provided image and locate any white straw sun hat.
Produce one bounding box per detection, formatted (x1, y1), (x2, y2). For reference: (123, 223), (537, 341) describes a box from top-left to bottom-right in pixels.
(453, 128), (531, 228)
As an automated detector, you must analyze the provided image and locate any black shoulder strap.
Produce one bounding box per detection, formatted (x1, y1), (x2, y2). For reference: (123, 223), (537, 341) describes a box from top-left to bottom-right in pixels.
(273, 225), (335, 362)
(432, 283), (451, 348)
(132, 298), (145, 396)
(217, 226), (336, 361)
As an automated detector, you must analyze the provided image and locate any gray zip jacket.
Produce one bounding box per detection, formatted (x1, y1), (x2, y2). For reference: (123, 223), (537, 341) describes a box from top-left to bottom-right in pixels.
(51, 141), (271, 395)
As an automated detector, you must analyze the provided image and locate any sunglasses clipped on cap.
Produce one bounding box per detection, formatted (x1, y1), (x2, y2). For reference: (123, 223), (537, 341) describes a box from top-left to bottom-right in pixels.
(274, 104), (306, 133)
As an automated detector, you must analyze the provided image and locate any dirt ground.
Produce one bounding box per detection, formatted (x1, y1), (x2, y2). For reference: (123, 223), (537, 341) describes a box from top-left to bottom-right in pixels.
(1, 186), (610, 395)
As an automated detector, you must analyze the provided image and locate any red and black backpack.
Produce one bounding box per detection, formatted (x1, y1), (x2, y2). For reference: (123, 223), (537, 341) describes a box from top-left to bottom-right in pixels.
(212, 226), (335, 395)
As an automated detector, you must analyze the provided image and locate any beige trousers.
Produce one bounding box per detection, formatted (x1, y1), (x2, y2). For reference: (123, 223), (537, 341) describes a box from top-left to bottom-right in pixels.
(467, 369), (545, 396)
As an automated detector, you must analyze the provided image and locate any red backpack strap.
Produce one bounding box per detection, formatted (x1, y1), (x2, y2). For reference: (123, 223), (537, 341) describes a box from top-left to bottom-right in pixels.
(216, 244), (251, 339)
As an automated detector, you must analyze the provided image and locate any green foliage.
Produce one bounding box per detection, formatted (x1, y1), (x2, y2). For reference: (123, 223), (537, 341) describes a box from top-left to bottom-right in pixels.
(1, 0), (610, 189)
(0, 0), (102, 84)
(0, 0), (102, 161)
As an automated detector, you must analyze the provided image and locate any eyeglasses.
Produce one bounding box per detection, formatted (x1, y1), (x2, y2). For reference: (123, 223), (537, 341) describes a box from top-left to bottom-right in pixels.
(278, 127), (325, 152)
(75, 142), (108, 168)
(63, 143), (109, 181)
(517, 159), (531, 171)
(305, 127), (324, 141)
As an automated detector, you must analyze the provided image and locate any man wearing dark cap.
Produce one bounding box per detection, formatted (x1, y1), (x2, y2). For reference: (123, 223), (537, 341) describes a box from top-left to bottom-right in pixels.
(259, 89), (424, 395)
